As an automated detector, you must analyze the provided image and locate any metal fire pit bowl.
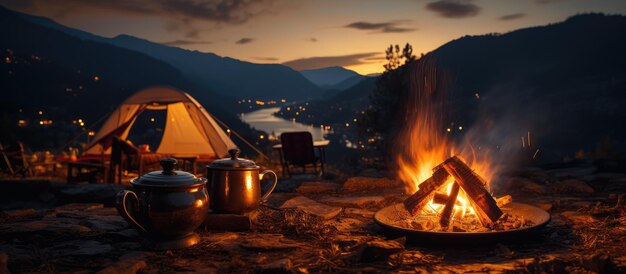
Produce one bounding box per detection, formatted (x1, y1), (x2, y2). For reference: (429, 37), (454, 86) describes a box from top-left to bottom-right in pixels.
(374, 202), (551, 246)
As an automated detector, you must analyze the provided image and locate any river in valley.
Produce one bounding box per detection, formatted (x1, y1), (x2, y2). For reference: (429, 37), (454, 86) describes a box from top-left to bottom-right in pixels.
(240, 107), (329, 141)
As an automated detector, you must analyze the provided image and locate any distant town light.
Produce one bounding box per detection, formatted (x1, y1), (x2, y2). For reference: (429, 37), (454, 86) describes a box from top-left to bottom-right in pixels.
(150, 118), (155, 123)
(260, 135), (265, 139)
(94, 75), (100, 81)
(38, 111), (43, 115)
(459, 126), (463, 131)
(88, 131), (95, 136)
(17, 120), (26, 127)
(280, 99), (287, 103)
(345, 123), (350, 127)
(446, 128), (451, 132)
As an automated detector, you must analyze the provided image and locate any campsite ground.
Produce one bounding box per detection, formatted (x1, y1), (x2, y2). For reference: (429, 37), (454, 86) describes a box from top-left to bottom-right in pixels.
(1, 160), (626, 273)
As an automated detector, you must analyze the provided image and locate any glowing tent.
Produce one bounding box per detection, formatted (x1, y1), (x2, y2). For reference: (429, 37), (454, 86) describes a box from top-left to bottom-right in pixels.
(85, 86), (236, 159)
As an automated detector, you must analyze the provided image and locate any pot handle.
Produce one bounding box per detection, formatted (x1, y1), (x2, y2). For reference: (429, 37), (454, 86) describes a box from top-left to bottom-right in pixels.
(116, 190), (148, 234)
(259, 170), (278, 202)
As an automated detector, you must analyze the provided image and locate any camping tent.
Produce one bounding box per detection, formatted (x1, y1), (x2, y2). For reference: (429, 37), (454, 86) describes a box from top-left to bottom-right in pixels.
(85, 86), (236, 159)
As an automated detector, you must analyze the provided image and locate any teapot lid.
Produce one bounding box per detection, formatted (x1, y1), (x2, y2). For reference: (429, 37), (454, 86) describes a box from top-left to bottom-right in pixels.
(131, 158), (206, 188)
(208, 149), (259, 170)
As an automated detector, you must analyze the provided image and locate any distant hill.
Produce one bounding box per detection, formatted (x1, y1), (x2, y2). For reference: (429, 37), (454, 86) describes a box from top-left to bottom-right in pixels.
(279, 13), (626, 159)
(19, 11), (321, 101)
(428, 13), (626, 158)
(299, 66), (364, 88)
(0, 6), (269, 152)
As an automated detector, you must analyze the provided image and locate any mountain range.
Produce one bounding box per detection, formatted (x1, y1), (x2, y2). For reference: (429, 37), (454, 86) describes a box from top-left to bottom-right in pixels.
(0, 6), (271, 151)
(19, 10), (323, 101)
(299, 66), (365, 89)
(278, 13), (626, 159)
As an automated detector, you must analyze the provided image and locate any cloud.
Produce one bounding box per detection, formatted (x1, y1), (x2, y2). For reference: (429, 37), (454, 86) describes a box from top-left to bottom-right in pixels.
(3, 0), (279, 24)
(162, 39), (212, 46)
(254, 57), (279, 61)
(425, 0), (481, 18)
(532, 0), (565, 4)
(235, 37), (254, 44)
(282, 52), (381, 70)
(345, 21), (416, 33)
(498, 13), (526, 21)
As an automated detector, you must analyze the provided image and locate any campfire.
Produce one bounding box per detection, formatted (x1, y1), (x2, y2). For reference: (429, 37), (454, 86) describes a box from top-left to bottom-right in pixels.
(400, 155), (530, 232)
(381, 58), (542, 234)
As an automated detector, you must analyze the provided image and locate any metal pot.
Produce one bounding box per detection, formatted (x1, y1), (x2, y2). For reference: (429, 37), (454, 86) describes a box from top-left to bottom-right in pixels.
(206, 149), (278, 214)
(116, 158), (209, 250)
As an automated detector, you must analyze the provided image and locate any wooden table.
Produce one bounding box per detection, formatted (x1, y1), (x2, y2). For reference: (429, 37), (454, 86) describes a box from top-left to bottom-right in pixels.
(272, 140), (330, 177)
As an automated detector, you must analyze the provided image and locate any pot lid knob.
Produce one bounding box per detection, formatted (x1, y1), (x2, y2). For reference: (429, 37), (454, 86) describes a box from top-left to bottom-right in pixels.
(228, 149), (241, 160)
(160, 158), (177, 175)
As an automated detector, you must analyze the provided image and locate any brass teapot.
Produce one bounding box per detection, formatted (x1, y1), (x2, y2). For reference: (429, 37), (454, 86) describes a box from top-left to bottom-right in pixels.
(116, 158), (209, 250)
(206, 149), (277, 214)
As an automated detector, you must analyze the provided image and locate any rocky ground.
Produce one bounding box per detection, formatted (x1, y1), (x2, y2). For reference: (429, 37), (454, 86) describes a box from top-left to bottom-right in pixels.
(1, 160), (626, 273)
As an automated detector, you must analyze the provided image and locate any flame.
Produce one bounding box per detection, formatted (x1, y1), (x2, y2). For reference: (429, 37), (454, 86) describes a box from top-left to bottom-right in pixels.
(396, 57), (495, 222)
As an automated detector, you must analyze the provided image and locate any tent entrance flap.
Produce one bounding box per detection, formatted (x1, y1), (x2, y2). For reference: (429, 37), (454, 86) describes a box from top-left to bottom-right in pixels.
(156, 102), (215, 155)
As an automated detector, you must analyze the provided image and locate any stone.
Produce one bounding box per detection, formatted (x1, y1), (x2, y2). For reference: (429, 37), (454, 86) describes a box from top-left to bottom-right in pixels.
(204, 214), (250, 231)
(546, 166), (597, 179)
(581, 173), (626, 182)
(203, 232), (240, 243)
(0, 219), (91, 237)
(580, 253), (617, 273)
(0, 253), (8, 274)
(342, 177), (401, 192)
(295, 182), (340, 193)
(280, 196), (342, 220)
(4, 208), (37, 219)
(333, 235), (370, 251)
(240, 235), (301, 251)
(96, 251), (148, 274)
(534, 201), (553, 212)
(358, 168), (388, 178)
(553, 179), (594, 194)
(107, 229), (139, 240)
(58, 185), (126, 205)
(88, 207), (119, 216)
(256, 258), (292, 274)
(327, 218), (365, 232)
(79, 216), (129, 232)
(48, 240), (114, 257)
(357, 238), (404, 262)
(560, 211), (597, 224)
(55, 203), (104, 212)
(344, 208), (375, 218)
(322, 196), (386, 208)
(506, 177), (547, 195)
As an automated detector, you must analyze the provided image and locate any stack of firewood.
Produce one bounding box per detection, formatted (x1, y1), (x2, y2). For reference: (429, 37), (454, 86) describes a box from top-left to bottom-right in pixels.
(403, 156), (504, 228)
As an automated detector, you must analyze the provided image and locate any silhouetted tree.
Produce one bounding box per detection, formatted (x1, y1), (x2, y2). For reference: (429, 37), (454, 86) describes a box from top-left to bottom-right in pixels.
(357, 43), (416, 166)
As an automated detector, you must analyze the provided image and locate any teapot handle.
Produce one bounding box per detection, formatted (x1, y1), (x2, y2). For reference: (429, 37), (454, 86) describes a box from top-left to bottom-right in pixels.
(116, 190), (148, 234)
(259, 170), (278, 202)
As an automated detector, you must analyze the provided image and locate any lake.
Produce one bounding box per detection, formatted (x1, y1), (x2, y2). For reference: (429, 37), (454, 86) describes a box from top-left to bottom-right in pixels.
(240, 107), (329, 141)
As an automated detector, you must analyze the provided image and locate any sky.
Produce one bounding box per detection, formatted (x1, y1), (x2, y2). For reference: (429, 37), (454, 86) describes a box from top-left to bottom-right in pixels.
(3, 0), (626, 75)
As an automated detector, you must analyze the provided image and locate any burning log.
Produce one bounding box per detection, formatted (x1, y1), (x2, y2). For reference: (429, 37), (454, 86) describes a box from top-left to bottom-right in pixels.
(403, 167), (449, 216)
(496, 195), (512, 207)
(439, 182), (460, 227)
(432, 192), (461, 206)
(442, 156), (503, 226)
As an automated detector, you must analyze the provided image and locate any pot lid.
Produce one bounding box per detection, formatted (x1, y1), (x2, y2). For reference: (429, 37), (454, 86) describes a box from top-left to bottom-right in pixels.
(132, 158), (205, 187)
(208, 149), (259, 169)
